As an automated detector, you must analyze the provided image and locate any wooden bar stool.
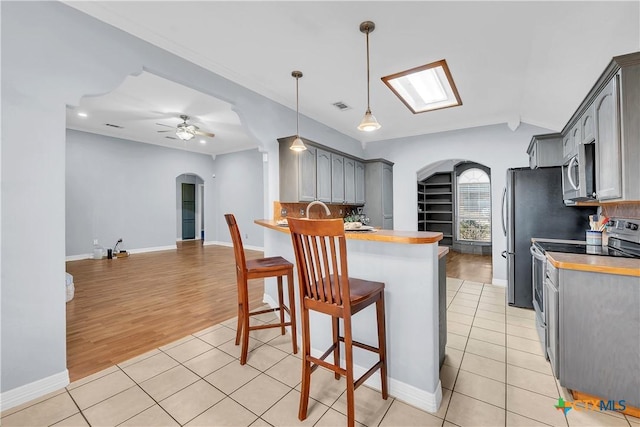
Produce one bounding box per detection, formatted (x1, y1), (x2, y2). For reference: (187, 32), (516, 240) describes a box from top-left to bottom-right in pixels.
(287, 217), (388, 427)
(224, 214), (297, 365)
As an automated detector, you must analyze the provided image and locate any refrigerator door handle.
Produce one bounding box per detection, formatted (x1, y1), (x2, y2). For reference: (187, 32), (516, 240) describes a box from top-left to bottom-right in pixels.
(501, 186), (507, 237)
(501, 250), (507, 259)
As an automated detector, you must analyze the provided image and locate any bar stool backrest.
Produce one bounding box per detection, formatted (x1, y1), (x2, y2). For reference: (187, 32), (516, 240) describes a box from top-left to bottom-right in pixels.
(224, 214), (247, 276)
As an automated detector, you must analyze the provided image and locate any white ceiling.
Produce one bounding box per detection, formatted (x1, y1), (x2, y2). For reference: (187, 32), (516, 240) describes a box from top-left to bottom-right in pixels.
(64, 1), (639, 155)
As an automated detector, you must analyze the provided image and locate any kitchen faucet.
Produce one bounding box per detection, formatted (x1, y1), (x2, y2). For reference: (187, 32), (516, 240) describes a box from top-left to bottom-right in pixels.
(306, 200), (331, 218)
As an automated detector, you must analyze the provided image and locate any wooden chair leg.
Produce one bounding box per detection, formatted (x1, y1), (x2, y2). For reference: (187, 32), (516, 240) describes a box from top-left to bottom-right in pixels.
(344, 316), (355, 427)
(277, 276), (285, 335)
(376, 294), (388, 399)
(235, 303), (243, 346)
(286, 270), (298, 355)
(332, 316), (341, 380)
(298, 307), (312, 421)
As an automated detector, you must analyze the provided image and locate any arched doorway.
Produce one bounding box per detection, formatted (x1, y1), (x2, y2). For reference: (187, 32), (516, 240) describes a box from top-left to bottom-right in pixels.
(176, 173), (205, 241)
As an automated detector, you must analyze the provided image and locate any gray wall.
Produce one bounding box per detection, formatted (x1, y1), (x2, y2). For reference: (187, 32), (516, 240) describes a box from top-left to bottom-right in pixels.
(213, 149), (265, 249)
(365, 123), (554, 285)
(66, 130), (216, 256)
(1, 1), (360, 398)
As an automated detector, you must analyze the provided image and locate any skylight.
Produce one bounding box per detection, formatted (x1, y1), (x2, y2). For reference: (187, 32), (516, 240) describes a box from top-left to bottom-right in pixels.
(382, 59), (462, 114)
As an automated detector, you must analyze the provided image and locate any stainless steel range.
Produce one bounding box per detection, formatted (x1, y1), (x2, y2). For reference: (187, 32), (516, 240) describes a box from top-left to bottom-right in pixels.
(530, 218), (640, 365)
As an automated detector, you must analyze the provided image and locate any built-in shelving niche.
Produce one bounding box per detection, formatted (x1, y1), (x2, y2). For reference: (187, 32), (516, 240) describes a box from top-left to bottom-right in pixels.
(418, 172), (454, 246)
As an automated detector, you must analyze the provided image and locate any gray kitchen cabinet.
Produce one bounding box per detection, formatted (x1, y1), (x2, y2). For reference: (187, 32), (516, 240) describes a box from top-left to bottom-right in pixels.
(559, 52), (640, 202)
(559, 269), (640, 408)
(365, 160), (394, 229)
(344, 157), (356, 204)
(594, 75), (622, 201)
(562, 133), (575, 162)
(580, 103), (595, 144)
(331, 154), (345, 203)
(355, 161), (366, 205)
(278, 137), (317, 202)
(316, 148), (332, 203)
(527, 134), (563, 169)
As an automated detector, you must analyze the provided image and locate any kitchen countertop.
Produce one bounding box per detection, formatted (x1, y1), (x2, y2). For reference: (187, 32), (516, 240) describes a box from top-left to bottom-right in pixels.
(438, 246), (449, 259)
(546, 251), (640, 277)
(255, 219), (443, 244)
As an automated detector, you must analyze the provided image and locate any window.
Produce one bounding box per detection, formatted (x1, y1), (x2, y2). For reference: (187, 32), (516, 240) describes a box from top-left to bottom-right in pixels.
(457, 168), (491, 242)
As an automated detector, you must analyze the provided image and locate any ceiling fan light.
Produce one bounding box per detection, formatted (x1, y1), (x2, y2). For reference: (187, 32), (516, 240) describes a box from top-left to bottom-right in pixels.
(290, 136), (307, 151)
(176, 124), (195, 141)
(357, 110), (381, 132)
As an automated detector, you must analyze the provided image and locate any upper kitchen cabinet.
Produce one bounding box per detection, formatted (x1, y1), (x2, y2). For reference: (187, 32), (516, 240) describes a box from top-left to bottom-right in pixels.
(560, 52), (640, 202)
(344, 158), (356, 204)
(594, 76), (622, 200)
(279, 136), (317, 202)
(316, 148), (332, 203)
(527, 134), (563, 169)
(355, 161), (366, 205)
(330, 153), (345, 203)
(278, 136), (369, 205)
(365, 160), (394, 229)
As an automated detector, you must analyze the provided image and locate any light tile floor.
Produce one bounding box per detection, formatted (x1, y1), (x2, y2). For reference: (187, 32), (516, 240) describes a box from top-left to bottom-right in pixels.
(2, 278), (639, 426)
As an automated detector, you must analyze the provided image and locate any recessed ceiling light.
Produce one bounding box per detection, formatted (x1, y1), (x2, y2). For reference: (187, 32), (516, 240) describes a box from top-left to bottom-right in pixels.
(77, 112), (88, 118)
(200, 139), (206, 144)
(382, 59), (462, 114)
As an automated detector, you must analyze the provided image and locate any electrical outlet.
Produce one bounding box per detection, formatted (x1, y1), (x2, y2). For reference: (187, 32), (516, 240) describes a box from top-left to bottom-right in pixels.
(339, 209), (343, 215)
(300, 208), (305, 216)
(280, 208), (287, 217)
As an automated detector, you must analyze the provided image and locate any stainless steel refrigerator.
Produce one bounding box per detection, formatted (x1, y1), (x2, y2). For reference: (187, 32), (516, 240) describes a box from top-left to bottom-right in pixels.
(501, 167), (595, 308)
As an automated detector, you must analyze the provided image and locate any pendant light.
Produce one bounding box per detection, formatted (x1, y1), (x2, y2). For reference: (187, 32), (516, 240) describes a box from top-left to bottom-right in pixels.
(290, 71), (307, 151)
(358, 21), (381, 132)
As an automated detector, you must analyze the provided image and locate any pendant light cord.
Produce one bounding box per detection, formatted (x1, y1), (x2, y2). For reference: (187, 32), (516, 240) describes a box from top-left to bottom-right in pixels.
(296, 75), (300, 136)
(365, 26), (371, 113)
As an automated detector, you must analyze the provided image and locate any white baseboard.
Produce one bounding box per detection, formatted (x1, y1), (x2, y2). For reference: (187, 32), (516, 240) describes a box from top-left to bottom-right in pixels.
(128, 245), (176, 254)
(491, 278), (507, 287)
(263, 295), (442, 413)
(65, 253), (91, 261)
(205, 240), (264, 252)
(0, 370), (69, 412)
(66, 245), (177, 262)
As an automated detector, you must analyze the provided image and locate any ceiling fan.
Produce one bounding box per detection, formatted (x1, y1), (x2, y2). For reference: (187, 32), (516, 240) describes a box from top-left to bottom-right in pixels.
(156, 115), (215, 141)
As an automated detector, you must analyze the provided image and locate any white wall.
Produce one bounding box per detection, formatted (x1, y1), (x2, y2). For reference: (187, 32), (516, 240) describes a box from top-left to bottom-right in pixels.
(212, 149), (265, 249)
(1, 1), (360, 403)
(364, 123), (553, 284)
(66, 130), (216, 256)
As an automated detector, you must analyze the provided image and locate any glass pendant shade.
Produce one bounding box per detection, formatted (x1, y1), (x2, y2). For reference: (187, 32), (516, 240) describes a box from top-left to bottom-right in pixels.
(290, 136), (306, 151)
(358, 109), (381, 132)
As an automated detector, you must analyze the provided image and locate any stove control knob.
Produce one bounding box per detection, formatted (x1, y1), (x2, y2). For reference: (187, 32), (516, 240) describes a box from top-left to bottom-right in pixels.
(629, 223), (639, 231)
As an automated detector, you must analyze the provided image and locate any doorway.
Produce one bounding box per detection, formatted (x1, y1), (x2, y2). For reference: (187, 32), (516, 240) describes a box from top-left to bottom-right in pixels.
(176, 174), (205, 241)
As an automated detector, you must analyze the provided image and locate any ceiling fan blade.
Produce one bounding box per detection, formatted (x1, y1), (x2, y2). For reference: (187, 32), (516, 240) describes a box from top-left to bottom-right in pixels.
(195, 130), (215, 138)
(164, 136), (177, 140)
(156, 123), (174, 128)
(157, 130), (173, 133)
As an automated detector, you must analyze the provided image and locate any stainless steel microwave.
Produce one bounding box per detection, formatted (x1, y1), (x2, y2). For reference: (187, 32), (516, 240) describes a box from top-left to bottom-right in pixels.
(562, 142), (596, 202)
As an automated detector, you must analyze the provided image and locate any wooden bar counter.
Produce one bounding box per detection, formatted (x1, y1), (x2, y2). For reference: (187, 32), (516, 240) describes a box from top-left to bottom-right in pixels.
(256, 219), (445, 412)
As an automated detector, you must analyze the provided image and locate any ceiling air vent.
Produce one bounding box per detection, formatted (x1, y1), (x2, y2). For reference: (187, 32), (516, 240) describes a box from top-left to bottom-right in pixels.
(104, 123), (124, 129)
(332, 101), (351, 111)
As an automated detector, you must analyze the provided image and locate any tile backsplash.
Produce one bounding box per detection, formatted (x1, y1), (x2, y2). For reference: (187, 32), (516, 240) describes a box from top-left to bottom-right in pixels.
(274, 201), (363, 220)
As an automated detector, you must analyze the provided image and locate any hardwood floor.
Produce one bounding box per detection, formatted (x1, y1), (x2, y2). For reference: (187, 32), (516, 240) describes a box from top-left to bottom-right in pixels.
(66, 242), (493, 382)
(445, 250), (493, 283)
(65, 241), (265, 382)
